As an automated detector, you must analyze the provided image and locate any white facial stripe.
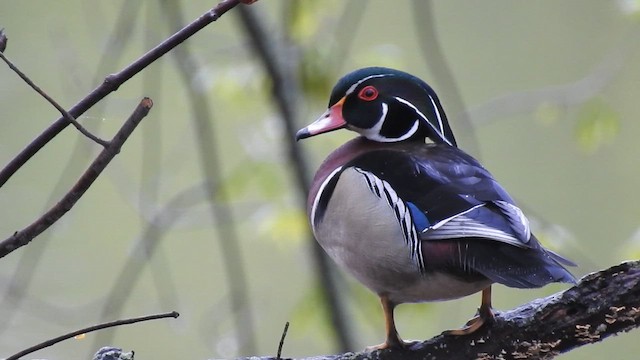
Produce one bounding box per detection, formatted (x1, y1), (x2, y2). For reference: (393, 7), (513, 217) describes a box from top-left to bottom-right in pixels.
(346, 74), (392, 95)
(394, 96), (452, 146)
(428, 95), (446, 139)
(310, 166), (343, 233)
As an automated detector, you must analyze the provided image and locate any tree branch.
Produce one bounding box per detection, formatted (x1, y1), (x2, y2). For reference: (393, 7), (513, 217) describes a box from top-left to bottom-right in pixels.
(0, 2), (143, 336)
(5, 311), (178, 360)
(0, 0), (243, 189)
(0, 49), (109, 147)
(0, 98), (153, 258)
(246, 260), (640, 360)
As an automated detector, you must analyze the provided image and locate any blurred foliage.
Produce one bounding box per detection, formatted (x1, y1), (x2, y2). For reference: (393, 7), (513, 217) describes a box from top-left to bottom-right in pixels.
(618, 0), (640, 18)
(535, 102), (563, 126)
(258, 207), (308, 247)
(285, 0), (333, 43)
(299, 47), (338, 103)
(224, 160), (284, 200)
(623, 229), (640, 259)
(290, 284), (333, 334)
(574, 99), (620, 153)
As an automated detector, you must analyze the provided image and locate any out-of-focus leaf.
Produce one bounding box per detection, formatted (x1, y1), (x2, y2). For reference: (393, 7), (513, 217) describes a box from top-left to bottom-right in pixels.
(299, 47), (336, 102)
(535, 102), (562, 126)
(288, 4), (318, 42)
(223, 161), (284, 200)
(259, 207), (308, 246)
(617, 0), (640, 19)
(290, 285), (333, 333)
(574, 99), (620, 152)
(206, 64), (262, 104)
(287, 0), (339, 43)
(620, 227), (640, 259)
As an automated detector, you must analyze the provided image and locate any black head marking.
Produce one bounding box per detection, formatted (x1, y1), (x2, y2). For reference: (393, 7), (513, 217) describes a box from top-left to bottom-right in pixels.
(327, 67), (458, 146)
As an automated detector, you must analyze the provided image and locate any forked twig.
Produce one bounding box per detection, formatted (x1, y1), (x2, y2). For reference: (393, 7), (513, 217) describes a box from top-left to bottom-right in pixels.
(0, 98), (154, 258)
(0, 0), (245, 189)
(0, 50), (110, 147)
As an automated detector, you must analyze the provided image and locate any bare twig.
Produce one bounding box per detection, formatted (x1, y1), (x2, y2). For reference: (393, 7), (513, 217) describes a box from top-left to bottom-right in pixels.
(236, 5), (355, 351)
(276, 322), (290, 359)
(0, 3), (143, 336)
(0, 0), (243, 189)
(0, 98), (153, 258)
(0, 51), (109, 147)
(240, 260), (640, 360)
(5, 310), (178, 360)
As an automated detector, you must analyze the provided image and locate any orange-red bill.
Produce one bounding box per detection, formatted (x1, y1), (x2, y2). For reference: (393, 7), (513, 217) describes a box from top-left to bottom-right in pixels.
(296, 98), (346, 140)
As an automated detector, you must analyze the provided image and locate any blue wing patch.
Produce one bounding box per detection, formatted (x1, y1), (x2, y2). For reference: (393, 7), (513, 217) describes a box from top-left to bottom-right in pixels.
(407, 201), (430, 232)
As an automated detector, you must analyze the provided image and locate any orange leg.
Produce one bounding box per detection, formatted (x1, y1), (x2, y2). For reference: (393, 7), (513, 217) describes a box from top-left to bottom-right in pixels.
(367, 294), (405, 350)
(444, 286), (495, 336)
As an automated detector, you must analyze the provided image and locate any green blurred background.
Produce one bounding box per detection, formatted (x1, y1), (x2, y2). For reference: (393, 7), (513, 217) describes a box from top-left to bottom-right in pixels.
(1, 1), (639, 359)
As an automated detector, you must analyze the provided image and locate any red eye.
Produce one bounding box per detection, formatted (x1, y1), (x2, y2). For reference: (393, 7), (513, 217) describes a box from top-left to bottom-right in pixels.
(358, 85), (378, 101)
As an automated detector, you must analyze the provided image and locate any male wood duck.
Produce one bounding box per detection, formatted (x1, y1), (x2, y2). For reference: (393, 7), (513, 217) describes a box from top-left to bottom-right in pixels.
(296, 67), (576, 350)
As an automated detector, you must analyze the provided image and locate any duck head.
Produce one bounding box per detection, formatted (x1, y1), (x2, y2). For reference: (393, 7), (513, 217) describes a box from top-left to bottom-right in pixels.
(296, 67), (457, 146)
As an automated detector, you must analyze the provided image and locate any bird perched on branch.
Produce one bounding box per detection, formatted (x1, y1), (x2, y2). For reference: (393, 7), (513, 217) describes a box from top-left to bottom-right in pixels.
(296, 67), (576, 350)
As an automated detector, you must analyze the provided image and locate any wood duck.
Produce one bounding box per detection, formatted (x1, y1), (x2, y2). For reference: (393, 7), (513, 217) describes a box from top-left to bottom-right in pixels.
(296, 67), (576, 350)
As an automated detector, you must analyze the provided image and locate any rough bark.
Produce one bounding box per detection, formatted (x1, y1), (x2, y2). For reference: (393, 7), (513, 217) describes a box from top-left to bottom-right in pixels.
(252, 260), (640, 360)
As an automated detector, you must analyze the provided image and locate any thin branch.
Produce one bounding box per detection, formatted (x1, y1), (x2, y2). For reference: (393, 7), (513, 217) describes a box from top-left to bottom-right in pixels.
(5, 311), (178, 360)
(0, 3), (143, 336)
(0, 98), (153, 258)
(0, 0), (244, 189)
(242, 260), (640, 360)
(236, 5), (356, 351)
(0, 50), (109, 147)
(276, 322), (290, 359)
